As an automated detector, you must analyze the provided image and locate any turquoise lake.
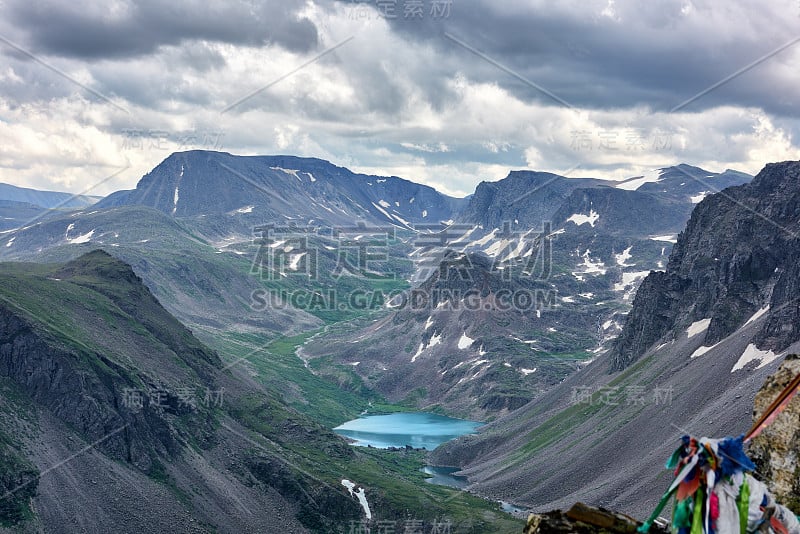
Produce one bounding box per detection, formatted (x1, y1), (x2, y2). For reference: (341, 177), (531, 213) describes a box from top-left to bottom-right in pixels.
(333, 412), (482, 450)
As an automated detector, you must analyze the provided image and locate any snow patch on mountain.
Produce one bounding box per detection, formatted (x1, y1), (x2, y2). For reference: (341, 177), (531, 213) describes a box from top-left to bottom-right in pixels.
(691, 342), (721, 358)
(67, 229), (95, 244)
(371, 202), (410, 228)
(573, 249), (607, 278)
(458, 332), (474, 350)
(731, 344), (781, 372)
(288, 252), (306, 271)
(615, 168), (663, 190)
(429, 332), (442, 349)
(690, 191), (709, 203)
(472, 229), (498, 247)
(566, 209), (599, 227)
(615, 246), (633, 266)
(341, 480), (371, 520)
(390, 212), (412, 228)
(499, 233), (530, 262)
(686, 318), (711, 337)
(172, 187), (179, 215)
(411, 343), (425, 363)
(484, 238), (514, 257)
(614, 271), (650, 300)
(412, 332), (442, 362)
(650, 235), (678, 243)
(270, 167), (301, 180)
(744, 306), (770, 326)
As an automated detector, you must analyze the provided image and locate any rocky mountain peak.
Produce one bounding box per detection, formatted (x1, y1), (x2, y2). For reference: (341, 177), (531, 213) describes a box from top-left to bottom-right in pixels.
(98, 150), (464, 229)
(610, 160), (800, 371)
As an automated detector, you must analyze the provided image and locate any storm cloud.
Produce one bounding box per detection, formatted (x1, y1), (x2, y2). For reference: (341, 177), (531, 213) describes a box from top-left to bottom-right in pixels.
(383, 0), (800, 116)
(5, 0), (319, 58)
(0, 0), (797, 197)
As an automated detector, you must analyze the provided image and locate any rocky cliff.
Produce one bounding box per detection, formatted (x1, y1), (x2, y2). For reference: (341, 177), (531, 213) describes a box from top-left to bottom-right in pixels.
(748, 354), (800, 513)
(521, 358), (800, 533)
(457, 171), (608, 229)
(0, 251), (357, 532)
(523, 503), (669, 534)
(611, 161), (800, 371)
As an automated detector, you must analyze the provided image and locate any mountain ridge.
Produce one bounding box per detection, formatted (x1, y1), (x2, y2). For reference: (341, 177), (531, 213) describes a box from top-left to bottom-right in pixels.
(611, 160), (800, 371)
(0, 183), (100, 210)
(427, 159), (798, 518)
(96, 150), (466, 232)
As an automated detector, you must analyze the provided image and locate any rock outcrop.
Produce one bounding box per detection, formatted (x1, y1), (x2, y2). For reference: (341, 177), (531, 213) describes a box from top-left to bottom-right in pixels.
(748, 354), (800, 513)
(458, 171), (608, 229)
(523, 503), (669, 534)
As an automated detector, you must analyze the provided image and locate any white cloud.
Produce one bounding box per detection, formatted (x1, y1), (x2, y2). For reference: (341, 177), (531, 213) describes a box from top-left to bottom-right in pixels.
(0, 1), (797, 196)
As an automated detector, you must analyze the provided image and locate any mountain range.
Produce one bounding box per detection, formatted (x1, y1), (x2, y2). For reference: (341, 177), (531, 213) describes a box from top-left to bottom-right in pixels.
(431, 160), (800, 517)
(0, 152), (755, 421)
(4, 150), (794, 532)
(302, 161), (753, 418)
(0, 154), (752, 420)
(0, 183), (100, 210)
(0, 182), (100, 232)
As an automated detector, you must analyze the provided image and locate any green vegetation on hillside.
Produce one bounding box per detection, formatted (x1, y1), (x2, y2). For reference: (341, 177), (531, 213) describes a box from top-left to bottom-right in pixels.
(0, 251), (521, 532)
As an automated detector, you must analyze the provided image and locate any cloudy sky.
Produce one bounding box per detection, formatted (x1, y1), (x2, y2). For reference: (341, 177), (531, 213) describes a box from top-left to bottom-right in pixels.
(0, 0), (798, 197)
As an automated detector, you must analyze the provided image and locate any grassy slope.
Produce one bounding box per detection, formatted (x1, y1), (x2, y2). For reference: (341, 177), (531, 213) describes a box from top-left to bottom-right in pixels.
(0, 378), (38, 526)
(0, 252), (520, 532)
(206, 330), (521, 531)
